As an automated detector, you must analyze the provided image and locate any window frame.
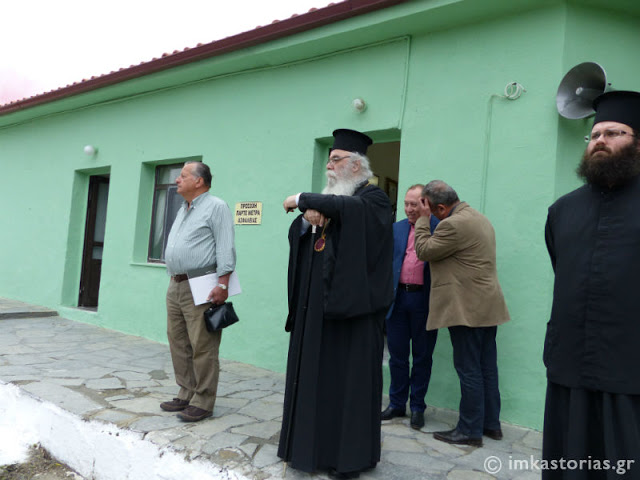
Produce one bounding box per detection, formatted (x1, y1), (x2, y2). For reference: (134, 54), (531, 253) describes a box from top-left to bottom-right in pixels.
(147, 162), (184, 263)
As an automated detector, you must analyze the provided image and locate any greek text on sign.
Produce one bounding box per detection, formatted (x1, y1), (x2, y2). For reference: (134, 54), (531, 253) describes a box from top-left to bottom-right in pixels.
(235, 201), (263, 225)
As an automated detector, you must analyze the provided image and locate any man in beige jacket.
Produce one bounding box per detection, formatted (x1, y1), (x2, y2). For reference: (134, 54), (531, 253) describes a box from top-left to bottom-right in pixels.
(414, 180), (510, 447)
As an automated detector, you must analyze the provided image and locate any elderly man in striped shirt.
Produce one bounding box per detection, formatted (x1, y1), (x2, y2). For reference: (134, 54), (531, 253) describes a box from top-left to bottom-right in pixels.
(161, 161), (236, 422)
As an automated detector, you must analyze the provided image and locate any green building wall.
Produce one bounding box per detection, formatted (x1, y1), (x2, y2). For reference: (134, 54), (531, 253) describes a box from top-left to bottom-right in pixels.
(1, 1), (639, 430)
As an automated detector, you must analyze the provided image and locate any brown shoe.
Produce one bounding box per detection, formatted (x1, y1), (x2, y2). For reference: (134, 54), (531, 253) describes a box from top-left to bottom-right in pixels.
(160, 398), (189, 412)
(177, 406), (212, 422)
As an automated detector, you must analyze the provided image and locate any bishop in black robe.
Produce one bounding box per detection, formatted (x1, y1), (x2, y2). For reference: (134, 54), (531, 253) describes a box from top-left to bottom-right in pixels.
(278, 129), (394, 478)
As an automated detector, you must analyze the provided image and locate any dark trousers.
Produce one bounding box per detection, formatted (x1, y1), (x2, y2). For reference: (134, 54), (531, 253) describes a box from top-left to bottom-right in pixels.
(449, 325), (501, 437)
(386, 289), (438, 412)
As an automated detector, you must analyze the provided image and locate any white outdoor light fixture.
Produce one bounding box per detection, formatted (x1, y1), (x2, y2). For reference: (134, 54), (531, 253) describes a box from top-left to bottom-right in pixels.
(352, 98), (367, 113)
(83, 145), (97, 156)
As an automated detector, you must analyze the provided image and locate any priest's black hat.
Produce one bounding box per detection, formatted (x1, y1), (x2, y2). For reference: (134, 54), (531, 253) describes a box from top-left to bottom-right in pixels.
(331, 128), (373, 155)
(593, 90), (640, 132)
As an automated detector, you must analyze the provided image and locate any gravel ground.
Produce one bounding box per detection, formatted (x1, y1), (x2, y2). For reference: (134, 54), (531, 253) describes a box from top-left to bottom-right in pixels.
(0, 444), (85, 480)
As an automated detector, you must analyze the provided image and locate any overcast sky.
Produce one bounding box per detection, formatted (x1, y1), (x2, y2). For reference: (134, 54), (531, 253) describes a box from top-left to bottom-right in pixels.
(0, 0), (330, 104)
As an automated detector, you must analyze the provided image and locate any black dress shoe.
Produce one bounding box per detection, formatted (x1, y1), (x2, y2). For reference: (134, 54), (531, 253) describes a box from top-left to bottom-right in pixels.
(381, 405), (406, 420)
(433, 428), (483, 447)
(410, 411), (425, 430)
(483, 428), (503, 440)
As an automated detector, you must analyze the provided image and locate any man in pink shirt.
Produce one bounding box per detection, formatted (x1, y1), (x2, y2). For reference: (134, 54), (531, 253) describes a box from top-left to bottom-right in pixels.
(381, 184), (439, 430)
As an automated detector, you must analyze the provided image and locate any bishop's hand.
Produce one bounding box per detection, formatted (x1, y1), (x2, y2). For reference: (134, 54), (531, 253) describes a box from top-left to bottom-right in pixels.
(283, 194), (299, 213)
(303, 209), (325, 227)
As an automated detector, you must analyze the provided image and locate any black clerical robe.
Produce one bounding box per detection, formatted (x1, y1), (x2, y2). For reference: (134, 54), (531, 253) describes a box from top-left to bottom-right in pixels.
(545, 175), (640, 394)
(543, 175), (640, 479)
(277, 182), (393, 475)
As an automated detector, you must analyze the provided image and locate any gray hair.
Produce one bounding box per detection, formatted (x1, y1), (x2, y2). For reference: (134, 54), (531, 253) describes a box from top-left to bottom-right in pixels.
(422, 180), (459, 206)
(348, 152), (373, 182)
(185, 161), (212, 188)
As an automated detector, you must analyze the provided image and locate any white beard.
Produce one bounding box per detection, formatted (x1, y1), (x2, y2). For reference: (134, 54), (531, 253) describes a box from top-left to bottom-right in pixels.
(322, 171), (362, 196)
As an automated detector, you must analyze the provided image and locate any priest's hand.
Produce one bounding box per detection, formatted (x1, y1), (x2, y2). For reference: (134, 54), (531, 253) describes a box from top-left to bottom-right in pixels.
(283, 194), (299, 213)
(303, 209), (325, 227)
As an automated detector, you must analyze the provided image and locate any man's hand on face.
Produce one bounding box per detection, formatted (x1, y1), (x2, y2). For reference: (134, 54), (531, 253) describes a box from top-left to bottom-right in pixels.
(419, 197), (432, 218)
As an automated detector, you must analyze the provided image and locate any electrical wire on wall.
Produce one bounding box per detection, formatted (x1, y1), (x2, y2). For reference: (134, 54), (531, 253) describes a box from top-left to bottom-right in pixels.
(397, 36), (412, 129)
(480, 82), (526, 213)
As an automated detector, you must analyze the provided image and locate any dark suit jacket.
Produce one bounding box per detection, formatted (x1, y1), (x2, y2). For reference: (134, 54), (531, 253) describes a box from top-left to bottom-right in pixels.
(387, 216), (439, 319)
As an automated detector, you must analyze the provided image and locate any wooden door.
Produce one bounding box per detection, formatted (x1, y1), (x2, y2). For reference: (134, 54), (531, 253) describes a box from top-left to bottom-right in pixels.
(78, 176), (109, 308)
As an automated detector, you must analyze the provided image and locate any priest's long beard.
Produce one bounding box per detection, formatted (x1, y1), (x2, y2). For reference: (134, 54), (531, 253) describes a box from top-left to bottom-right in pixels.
(322, 170), (362, 196)
(577, 142), (640, 188)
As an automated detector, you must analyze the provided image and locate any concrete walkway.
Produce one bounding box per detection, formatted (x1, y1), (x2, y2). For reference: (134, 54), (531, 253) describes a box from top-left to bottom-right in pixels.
(0, 297), (542, 480)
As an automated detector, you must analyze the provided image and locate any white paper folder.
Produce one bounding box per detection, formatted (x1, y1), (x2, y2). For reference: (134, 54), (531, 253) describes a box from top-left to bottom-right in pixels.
(188, 270), (241, 305)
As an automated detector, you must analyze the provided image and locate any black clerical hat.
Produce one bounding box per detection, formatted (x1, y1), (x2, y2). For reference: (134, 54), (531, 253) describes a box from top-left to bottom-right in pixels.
(331, 129), (373, 155)
(593, 91), (640, 132)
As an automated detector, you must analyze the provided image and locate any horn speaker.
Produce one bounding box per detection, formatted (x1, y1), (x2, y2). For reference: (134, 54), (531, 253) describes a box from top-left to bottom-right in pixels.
(556, 62), (611, 119)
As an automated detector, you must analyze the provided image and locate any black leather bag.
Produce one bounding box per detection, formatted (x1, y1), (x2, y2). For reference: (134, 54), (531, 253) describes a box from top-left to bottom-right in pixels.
(203, 302), (239, 332)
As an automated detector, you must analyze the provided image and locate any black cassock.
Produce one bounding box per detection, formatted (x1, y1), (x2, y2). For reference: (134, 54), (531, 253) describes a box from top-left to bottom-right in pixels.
(543, 176), (640, 479)
(277, 182), (393, 475)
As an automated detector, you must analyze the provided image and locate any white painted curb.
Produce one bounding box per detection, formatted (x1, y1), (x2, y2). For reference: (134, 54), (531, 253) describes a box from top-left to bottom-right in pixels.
(0, 382), (249, 480)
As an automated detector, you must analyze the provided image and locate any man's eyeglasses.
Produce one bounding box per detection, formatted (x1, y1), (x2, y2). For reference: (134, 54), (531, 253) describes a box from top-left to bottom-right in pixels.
(584, 129), (636, 143)
(327, 155), (351, 165)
